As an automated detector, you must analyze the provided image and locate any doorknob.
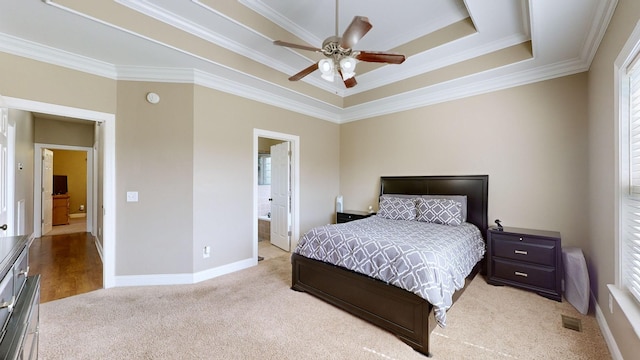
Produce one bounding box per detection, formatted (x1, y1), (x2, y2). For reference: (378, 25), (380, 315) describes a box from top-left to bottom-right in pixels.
(0, 224), (7, 231)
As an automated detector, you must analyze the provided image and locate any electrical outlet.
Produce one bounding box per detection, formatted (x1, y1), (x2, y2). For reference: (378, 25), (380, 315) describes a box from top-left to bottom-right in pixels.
(609, 293), (614, 314)
(203, 246), (211, 258)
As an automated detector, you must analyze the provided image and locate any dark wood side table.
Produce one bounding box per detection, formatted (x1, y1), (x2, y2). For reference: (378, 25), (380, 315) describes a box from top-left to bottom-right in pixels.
(487, 226), (562, 301)
(337, 210), (375, 224)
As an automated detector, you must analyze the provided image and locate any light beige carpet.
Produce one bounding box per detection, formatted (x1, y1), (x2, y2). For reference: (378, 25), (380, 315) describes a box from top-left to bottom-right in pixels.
(40, 253), (611, 359)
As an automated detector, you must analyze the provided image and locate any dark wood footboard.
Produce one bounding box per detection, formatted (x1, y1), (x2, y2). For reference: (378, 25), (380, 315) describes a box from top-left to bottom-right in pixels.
(291, 252), (480, 357)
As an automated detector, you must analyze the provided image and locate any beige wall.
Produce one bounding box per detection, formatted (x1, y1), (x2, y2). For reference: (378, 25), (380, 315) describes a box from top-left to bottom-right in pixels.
(35, 118), (94, 147)
(588, 0), (640, 358)
(340, 73), (588, 247)
(51, 149), (87, 215)
(115, 81), (195, 276)
(193, 86), (340, 272)
(0, 53), (116, 113)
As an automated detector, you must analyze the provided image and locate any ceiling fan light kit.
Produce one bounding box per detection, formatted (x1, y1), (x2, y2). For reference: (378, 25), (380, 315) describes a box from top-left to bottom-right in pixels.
(273, 8), (405, 88)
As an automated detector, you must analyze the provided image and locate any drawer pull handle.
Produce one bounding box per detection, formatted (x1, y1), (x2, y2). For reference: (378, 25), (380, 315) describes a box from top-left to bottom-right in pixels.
(0, 296), (15, 312)
(515, 271), (528, 277)
(514, 250), (528, 255)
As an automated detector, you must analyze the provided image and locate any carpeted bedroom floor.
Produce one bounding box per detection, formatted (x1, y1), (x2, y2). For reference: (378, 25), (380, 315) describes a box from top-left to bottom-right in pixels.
(39, 249), (611, 359)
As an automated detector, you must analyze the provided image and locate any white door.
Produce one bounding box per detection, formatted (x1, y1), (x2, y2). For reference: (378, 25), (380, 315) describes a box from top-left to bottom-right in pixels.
(270, 142), (290, 251)
(0, 106), (8, 236)
(42, 149), (53, 235)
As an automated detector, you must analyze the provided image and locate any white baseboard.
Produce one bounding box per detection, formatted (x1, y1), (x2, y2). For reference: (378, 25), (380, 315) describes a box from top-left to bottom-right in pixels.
(593, 292), (623, 360)
(93, 236), (103, 263)
(113, 257), (257, 287)
(69, 213), (86, 218)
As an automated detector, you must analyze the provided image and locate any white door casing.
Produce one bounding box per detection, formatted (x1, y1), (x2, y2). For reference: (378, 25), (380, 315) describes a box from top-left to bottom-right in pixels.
(270, 141), (290, 251)
(5, 96), (116, 288)
(0, 106), (7, 236)
(42, 149), (53, 235)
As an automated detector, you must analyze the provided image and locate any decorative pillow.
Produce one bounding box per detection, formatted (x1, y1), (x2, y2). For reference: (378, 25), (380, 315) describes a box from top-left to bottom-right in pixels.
(421, 195), (467, 222)
(377, 196), (417, 220)
(416, 198), (463, 226)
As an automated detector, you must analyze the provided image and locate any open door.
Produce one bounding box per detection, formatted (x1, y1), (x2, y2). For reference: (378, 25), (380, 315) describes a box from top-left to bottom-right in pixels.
(42, 149), (53, 235)
(270, 141), (290, 251)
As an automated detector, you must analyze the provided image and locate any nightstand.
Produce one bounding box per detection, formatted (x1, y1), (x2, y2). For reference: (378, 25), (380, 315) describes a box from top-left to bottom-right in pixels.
(336, 210), (375, 224)
(487, 226), (562, 301)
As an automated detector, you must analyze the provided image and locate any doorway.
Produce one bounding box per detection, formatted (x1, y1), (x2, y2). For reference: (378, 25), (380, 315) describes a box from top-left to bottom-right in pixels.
(253, 129), (300, 262)
(3, 96), (116, 288)
(35, 145), (93, 237)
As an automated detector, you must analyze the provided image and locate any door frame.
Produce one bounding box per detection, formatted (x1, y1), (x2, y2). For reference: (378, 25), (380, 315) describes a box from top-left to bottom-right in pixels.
(34, 144), (94, 237)
(3, 96), (117, 289)
(253, 129), (300, 258)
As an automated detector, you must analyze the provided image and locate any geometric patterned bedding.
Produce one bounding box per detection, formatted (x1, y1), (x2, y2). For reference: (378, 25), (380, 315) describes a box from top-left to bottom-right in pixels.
(293, 215), (485, 327)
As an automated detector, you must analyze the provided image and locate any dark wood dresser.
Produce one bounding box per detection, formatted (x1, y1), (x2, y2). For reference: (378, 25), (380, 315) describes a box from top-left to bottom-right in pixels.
(487, 227), (562, 301)
(0, 235), (40, 359)
(336, 210), (375, 224)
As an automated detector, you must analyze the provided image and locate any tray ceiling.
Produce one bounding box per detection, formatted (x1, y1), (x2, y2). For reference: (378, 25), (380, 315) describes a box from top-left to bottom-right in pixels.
(0, 0), (617, 123)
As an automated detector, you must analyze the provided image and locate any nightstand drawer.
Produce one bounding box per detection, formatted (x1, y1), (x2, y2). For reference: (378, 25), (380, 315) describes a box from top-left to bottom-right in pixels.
(492, 237), (556, 266)
(492, 258), (556, 290)
(337, 211), (374, 224)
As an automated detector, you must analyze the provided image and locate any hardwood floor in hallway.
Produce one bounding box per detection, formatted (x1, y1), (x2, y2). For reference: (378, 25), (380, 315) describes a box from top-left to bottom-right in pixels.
(29, 232), (103, 303)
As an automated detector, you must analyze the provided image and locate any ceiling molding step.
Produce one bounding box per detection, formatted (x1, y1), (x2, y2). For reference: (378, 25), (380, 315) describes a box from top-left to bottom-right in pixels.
(580, 0), (618, 66)
(192, 70), (341, 123)
(349, 32), (531, 96)
(114, 0), (345, 95)
(116, 66), (197, 83)
(0, 33), (117, 79)
(371, 4), (470, 51)
(238, 0), (322, 47)
(339, 58), (589, 123)
(116, 0), (263, 59)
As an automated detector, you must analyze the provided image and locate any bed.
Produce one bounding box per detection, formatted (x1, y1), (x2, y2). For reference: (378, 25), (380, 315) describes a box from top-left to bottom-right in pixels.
(291, 175), (488, 357)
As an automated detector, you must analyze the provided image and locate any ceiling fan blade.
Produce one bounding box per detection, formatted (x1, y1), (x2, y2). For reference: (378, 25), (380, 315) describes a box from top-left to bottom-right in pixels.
(288, 62), (319, 81)
(273, 40), (322, 53)
(340, 16), (372, 49)
(355, 51), (406, 64)
(343, 76), (357, 89)
(337, 69), (357, 88)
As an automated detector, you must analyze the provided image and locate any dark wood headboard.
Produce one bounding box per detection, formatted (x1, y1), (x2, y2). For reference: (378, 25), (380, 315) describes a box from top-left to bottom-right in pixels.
(380, 175), (489, 239)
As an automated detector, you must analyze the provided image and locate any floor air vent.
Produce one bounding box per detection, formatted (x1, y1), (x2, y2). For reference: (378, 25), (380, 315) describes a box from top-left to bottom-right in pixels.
(561, 315), (582, 332)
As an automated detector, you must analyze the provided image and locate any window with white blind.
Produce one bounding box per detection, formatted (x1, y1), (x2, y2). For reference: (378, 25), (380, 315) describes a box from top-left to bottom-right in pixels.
(613, 20), (640, 339)
(623, 63), (640, 305)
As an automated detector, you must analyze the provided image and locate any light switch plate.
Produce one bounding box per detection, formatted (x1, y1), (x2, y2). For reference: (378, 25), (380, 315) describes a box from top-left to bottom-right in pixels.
(126, 191), (138, 202)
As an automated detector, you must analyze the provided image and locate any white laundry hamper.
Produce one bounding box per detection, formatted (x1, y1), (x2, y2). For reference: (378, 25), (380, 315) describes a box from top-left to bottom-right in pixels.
(562, 247), (590, 314)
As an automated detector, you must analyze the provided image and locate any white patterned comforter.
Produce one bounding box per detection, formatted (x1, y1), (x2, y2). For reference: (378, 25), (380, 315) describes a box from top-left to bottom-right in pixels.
(293, 215), (485, 327)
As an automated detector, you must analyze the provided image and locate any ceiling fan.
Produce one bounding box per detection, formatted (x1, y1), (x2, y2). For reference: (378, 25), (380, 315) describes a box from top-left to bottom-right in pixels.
(273, 3), (406, 89)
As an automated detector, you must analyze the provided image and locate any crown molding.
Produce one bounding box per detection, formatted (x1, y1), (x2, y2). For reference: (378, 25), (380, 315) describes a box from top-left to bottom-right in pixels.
(238, 0), (322, 47)
(0, 33), (117, 79)
(581, 0), (618, 66)
(0, 31), (592, 125)
(340, 57), (589, 123)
